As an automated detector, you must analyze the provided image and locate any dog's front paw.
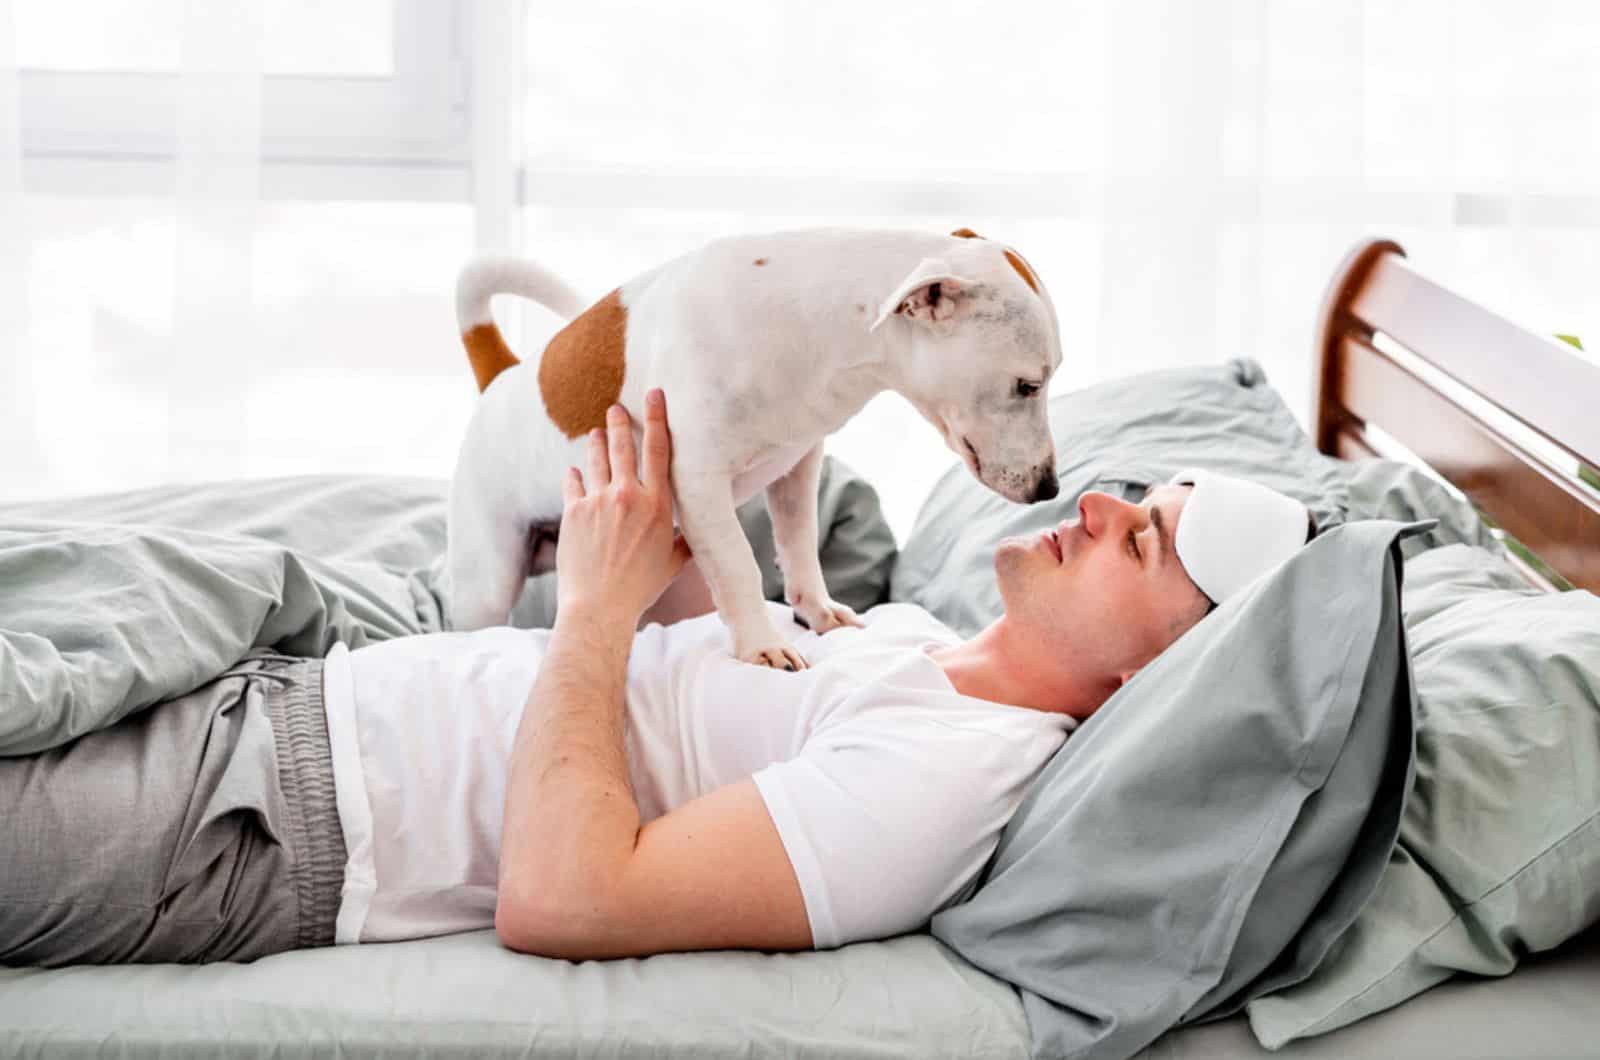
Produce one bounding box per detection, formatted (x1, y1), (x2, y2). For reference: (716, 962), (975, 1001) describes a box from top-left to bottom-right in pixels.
(738, 642), (809, 672)
(789, 591), (866, 635)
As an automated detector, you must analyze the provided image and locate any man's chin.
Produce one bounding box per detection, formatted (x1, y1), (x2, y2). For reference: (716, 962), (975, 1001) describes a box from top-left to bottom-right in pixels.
(992, 539), (1031, 585)
(998, 531), (1038, 553)
(997, 533), (1048, 566)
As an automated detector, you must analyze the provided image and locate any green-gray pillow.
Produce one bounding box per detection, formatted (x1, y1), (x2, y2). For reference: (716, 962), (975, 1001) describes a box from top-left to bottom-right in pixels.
(930, 519), (1423, 1060)
(1246, 544), (1600, 1047)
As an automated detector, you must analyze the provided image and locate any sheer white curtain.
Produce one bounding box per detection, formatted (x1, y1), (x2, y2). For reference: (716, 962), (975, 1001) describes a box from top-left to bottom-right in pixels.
(512, 0), (1599, 536)
(168, 0), (260, 482)
(0, 1), (36, 484)
(4, 0), (473, 505)
(3, 0), (1597, 541)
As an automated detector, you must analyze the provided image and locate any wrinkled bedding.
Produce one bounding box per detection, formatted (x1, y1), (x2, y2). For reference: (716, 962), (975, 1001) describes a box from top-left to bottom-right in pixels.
(0, 459), (894, 757)
(0, 476), (450, 756)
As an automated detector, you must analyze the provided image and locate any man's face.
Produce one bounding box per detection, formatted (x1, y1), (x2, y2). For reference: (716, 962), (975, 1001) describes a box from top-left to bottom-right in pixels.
(993, 483), (1211, 698)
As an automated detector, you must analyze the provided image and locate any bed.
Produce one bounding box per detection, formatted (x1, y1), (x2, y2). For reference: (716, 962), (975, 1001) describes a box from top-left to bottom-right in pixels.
(1, 237), (1597, 1059)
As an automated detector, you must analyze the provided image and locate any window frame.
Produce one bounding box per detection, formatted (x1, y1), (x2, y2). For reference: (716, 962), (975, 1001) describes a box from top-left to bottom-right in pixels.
(17, 0), (466, 186)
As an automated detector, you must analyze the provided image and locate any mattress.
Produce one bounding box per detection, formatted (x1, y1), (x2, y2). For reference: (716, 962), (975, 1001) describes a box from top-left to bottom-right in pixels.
(1147, 923), (1600, 1059)
(0, 933), (1028, 1058)
(3, 924), (1597, 1057)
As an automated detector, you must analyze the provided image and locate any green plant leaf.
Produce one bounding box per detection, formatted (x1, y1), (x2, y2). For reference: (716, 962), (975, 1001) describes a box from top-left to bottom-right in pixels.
(1554, 333), (1584, 351)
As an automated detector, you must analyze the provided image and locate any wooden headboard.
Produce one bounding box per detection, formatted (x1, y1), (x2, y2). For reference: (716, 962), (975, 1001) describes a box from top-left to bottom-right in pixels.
(1312, 237), (1600, 594)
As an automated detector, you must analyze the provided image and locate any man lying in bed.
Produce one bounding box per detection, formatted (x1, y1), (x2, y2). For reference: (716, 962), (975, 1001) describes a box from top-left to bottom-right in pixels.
(0, 390), (1314, 968)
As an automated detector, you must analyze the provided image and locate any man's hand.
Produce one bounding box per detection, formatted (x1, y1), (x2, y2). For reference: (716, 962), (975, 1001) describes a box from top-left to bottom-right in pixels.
(557, 389), (693, 625)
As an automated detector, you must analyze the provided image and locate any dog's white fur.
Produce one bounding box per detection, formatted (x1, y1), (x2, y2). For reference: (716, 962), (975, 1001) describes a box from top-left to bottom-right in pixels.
(449, 227), (1062, 669)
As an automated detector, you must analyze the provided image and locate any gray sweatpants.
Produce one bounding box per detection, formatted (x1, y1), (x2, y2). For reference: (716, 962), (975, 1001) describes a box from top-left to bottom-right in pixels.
(0, 650), (346, 967)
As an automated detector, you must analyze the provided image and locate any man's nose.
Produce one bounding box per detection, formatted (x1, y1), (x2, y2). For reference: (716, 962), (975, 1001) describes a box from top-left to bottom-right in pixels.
(1078, 490), (1138, 537)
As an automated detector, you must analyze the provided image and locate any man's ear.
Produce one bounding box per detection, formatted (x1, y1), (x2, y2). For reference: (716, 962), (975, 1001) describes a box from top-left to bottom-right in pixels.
(870, 258), (974, 332)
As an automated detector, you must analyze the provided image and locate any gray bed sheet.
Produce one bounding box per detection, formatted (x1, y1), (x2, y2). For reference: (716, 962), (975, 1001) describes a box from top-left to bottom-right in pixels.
(3, 924), (1596, 1056)
(1142, 924), (1600, 1060)
(0, 932), (1029, 1058)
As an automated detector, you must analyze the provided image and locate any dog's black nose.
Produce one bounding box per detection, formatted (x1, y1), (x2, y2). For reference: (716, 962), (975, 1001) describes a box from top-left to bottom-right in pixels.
(1031, 475), (1059, 503)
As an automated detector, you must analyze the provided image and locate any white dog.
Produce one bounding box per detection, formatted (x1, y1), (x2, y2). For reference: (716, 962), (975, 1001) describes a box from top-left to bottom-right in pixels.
(449, 227), (1061, 670)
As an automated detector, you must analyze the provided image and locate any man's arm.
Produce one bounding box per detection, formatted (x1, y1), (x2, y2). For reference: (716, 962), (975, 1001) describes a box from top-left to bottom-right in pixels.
(496, 602), (811, 959)
(495, 392), (812, 960)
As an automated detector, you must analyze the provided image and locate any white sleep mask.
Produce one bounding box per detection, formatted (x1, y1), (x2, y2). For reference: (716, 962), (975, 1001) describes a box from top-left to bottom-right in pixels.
(1169, 468), (1311, 604)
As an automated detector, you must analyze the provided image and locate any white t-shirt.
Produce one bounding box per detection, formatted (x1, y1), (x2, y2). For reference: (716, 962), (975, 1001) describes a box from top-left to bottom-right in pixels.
(320, 602), (1074, 950)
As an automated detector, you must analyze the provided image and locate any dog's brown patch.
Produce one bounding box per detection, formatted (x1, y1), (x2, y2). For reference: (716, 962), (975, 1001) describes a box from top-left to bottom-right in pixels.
(753, 257), (768, 266)
(538, 288), (627, 439)
(1003, 249), (1041, 294)
(949, 227), (1042, 296)
(463, 323), (522, 393)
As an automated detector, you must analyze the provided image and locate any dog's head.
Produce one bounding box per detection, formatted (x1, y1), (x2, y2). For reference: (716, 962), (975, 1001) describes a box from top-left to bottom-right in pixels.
(871, 228), (1061, 504)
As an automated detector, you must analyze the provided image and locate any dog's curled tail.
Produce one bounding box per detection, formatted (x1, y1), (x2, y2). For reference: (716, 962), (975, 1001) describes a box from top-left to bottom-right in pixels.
(456, 254), (589, 393)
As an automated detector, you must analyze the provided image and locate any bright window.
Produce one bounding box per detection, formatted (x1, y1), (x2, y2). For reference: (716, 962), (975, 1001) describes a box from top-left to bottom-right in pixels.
(15, 0), (395, 76)
(15, 0), (461, 174)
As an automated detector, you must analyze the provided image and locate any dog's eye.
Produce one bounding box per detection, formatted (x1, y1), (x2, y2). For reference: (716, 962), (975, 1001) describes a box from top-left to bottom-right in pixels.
(1015, 379), (1042, 398)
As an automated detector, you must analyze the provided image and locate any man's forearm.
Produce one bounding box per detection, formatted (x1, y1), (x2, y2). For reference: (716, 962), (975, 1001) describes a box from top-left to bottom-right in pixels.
(498, 603), (641, 936)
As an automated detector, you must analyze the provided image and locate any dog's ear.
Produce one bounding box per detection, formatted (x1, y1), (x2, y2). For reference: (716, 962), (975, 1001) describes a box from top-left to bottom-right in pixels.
(871, 258), (974, 332)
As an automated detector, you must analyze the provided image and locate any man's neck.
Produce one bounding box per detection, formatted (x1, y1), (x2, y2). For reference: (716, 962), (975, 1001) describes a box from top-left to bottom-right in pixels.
(926, 617), (1114, 721)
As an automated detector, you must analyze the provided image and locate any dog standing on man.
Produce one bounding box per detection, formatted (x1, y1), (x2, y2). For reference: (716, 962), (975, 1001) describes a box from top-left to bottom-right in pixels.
(448, 227), (1062, 669)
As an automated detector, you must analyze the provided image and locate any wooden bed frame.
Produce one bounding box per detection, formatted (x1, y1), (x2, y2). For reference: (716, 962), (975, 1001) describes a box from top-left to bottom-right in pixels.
(1312, 237), (1600, 594)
